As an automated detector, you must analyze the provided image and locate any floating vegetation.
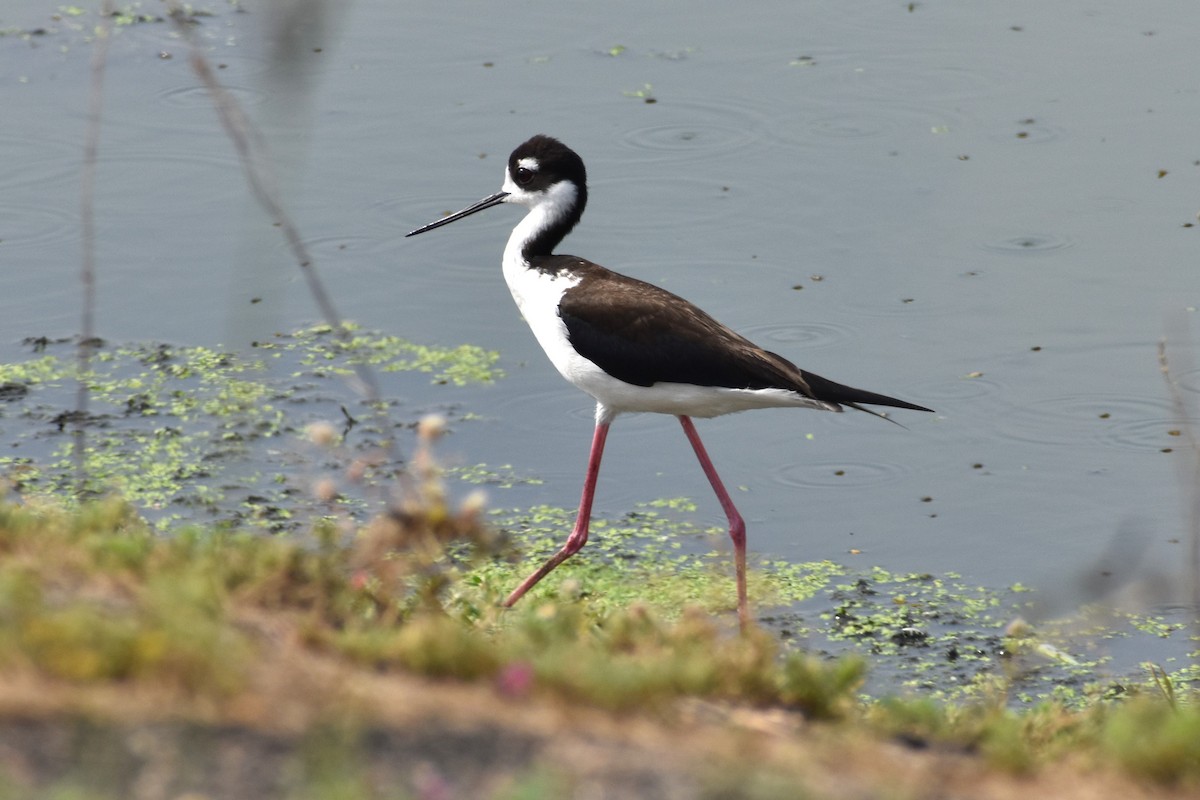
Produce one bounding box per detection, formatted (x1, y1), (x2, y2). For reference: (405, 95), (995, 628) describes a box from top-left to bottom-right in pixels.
(473, 500), (1198, 710)
(450, 462), (545, 488)
(0, 2), (205, 39)
(623, 82), (658, 103)
(281, 323), (502, 387)
(0, 326), (500, 530)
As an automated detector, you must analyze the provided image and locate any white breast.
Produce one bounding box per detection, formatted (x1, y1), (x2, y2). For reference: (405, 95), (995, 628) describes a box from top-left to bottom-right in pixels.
(503, 259), (583, 373)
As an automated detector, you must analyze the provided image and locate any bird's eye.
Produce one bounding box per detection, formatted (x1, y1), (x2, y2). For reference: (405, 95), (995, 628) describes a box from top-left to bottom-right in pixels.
(514, 166), (534, 185)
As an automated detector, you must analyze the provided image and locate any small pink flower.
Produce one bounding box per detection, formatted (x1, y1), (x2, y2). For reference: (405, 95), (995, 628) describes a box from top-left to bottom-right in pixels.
(496, 661), (535, 697)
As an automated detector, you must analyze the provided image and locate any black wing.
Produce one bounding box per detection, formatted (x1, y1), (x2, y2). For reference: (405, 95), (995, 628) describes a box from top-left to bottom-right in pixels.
(542, 255), (932, 414)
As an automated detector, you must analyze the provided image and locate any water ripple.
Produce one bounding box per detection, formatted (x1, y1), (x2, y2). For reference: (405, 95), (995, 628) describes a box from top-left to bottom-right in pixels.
(156, 83), (269, 109)
(767, 109), (899, 148)
(996, 393), (1185, 452)
(1106, 417), (1199, 453)
(95, 153), (244, 206)
(739, 321), (855, 351)
(838, 291), (958, 319)
(281, 234), (383, 260)
(619, 122), (758, 160)
(979, 232), (1075, 256)
(616, 97), (771, 162)
(494, 384), (599, 435)
(772, 459), (913, 490)
(0, 203), (79, 249)
(1175, 366), (1200, 398)
(912, 375), (1004, 403)
(0, 133), (82, 190)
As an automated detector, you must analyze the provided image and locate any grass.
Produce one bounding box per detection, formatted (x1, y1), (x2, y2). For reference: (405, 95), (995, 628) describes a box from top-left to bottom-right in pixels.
(0, 445), (1197, 797)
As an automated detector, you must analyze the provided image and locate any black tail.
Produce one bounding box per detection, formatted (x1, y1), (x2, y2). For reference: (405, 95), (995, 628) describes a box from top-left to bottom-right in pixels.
(801, 370), (934, 422)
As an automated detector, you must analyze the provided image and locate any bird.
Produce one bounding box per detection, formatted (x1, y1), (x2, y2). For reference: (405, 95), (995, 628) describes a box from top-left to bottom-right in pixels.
(406, 134), (932, 628)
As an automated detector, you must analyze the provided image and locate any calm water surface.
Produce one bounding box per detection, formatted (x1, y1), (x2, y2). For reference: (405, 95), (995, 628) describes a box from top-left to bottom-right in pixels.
(2, 1), (1199, 614)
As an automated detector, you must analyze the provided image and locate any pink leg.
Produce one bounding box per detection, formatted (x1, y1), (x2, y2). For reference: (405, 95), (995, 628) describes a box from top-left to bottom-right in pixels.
(504, 420), (610, 607)
(678, 415), (750, 630)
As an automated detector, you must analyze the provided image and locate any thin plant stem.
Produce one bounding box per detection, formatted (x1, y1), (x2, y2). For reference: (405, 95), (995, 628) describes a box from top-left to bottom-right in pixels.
(164, 4), (405, 483)
(1158, 331), (1200, 645)
(75, 0), (116, 497)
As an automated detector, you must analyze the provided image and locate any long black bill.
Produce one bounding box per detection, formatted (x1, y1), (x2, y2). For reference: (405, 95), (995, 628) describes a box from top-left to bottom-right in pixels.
(405, 191), (510, 237)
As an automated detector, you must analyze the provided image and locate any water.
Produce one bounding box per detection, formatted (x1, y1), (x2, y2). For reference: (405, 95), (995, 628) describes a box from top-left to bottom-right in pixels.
(2, 1), (1199, 620)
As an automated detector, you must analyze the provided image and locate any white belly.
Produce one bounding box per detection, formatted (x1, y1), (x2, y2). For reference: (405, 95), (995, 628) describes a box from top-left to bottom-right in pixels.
(574, 375), (834, 418)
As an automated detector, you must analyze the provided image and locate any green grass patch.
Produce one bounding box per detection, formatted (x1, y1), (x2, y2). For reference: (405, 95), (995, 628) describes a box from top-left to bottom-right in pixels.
(0, 492), (1194, 787)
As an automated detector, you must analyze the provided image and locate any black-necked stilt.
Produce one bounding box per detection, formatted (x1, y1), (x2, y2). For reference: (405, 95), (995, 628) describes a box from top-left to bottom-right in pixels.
(407, 135), (932, 628)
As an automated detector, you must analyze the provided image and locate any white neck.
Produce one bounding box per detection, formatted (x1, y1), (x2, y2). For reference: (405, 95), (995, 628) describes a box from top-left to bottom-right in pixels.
(500, 179), (579, 268)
